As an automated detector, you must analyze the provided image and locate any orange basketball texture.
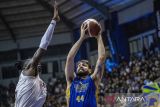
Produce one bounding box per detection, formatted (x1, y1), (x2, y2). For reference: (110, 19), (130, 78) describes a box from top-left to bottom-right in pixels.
(83, 19), (101, 37)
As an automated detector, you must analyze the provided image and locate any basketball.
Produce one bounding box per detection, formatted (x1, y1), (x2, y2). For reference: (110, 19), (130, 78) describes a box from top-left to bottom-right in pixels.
(82, 19), (101, 37)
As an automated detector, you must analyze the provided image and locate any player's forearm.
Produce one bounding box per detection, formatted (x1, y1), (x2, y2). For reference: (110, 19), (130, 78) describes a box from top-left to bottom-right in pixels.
(31, 20), (56, 67)
(91, 36), (105, 80)
(39, 20), (56, 50)
(97, 35), (106, 62)
(67, 38), (84, 60)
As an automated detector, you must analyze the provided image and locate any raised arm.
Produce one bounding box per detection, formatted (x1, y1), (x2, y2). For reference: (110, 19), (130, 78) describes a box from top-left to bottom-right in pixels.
(65, 23), (88, 85)
(23, 1), (60, 76)
(91, 30), (106, 84)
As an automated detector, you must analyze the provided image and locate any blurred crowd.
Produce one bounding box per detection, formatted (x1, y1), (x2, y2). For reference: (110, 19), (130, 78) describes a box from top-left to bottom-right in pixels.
(103, 53), (160, 94)
(0, 81), (15, 107)
(0, 53), (160, 107)
(43, 76), (67, 107)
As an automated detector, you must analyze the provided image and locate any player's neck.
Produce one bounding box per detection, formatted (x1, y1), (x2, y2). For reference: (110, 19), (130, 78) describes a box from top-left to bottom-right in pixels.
(79, 75), (87, 79)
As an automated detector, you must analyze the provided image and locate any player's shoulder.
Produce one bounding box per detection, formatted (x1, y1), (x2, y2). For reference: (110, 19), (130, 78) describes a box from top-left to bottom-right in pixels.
(20, 70), (37, 80)
(86, 75), (93, 81)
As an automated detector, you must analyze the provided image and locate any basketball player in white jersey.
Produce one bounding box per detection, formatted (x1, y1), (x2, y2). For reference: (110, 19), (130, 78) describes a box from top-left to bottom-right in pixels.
(14, 1), (60, 107)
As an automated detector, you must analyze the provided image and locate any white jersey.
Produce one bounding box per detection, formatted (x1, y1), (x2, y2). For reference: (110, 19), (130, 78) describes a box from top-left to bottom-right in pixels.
(15, 72), (47, 107)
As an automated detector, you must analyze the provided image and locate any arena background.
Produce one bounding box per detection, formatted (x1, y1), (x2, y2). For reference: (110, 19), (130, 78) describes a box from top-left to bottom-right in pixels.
(0, 0), (160, 107)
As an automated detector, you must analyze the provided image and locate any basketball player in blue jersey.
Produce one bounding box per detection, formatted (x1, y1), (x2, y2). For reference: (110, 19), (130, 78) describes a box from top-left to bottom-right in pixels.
(14, 1), (60, 107)
(65, 22), (106, 107)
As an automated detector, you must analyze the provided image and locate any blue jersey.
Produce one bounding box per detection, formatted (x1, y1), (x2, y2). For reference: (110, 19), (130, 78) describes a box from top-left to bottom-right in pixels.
(67, 76), (97, 107)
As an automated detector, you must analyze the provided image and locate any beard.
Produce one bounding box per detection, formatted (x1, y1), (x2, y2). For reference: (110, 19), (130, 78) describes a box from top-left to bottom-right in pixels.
(76, 68), (88, 77)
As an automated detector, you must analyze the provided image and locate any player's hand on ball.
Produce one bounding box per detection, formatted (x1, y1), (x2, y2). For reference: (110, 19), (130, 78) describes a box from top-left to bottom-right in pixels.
(80, 22), (89, 39)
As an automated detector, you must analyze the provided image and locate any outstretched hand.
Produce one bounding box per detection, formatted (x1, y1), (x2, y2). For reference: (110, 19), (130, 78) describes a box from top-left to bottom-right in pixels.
(52, 0), (60, 21)
(80, 22), (89, 40)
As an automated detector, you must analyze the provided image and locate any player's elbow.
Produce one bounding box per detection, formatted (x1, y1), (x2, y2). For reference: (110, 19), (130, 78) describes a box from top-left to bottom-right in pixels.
(66, 55), (74, 62)
(98, 54), (106, 62)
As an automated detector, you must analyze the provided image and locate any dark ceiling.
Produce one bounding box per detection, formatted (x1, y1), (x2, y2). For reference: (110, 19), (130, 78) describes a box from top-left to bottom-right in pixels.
(0, 0), (142, 42)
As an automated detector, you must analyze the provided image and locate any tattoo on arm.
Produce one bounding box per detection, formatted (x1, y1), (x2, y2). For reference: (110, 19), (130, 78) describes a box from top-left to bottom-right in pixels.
(97, 64), (103, 78)
(31, 48), (46, 68)
(98, 65), (102, 73)
(23, 48), (46, 76)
